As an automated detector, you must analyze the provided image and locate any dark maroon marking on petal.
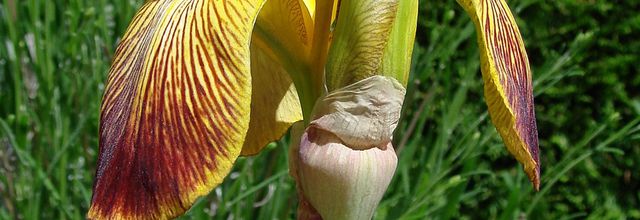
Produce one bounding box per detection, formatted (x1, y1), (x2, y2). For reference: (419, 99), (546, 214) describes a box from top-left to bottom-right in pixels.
(482, 0), (539, 167)
(223, 2), (243, 32)
(91, 1), (256, 219)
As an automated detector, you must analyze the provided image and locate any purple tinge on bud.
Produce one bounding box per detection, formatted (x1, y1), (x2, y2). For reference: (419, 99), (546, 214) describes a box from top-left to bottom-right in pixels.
(297, 126), (398, 220)
(290, 76), (405, 220)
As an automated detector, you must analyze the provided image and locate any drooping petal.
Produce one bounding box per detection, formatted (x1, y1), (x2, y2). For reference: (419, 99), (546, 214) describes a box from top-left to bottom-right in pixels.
(458, 0), (540, 190)
(88, 0), (264, 219)
(241, 43), (303, 156)
(325, 0), (399, 91)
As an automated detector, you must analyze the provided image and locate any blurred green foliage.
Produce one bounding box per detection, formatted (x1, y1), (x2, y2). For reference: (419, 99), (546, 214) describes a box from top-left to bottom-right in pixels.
(0, 0), (638, 219)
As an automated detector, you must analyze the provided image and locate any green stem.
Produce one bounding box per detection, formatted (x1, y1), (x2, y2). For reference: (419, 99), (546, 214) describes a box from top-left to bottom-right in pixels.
(288, 64), (321, 124)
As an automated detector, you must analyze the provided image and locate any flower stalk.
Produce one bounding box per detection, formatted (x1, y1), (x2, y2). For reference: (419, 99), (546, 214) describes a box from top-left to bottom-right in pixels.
(284, 0), (419, 218)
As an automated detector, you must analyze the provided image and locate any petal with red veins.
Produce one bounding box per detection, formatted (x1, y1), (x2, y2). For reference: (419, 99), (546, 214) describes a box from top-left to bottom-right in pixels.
(89, 0), (264, 219)
(458, 0), (541, 190)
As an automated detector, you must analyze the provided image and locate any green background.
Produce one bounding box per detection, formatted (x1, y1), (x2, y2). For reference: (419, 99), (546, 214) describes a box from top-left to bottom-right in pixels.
(0, 0), (638, 219)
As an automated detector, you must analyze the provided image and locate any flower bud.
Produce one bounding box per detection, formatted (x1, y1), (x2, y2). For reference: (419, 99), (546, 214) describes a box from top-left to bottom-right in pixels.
(297, 126), (397, 220)
(291, 76), (405, 220)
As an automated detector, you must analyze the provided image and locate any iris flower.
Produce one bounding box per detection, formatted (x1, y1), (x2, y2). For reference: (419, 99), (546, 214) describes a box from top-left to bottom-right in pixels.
(88, 0), (540, 219)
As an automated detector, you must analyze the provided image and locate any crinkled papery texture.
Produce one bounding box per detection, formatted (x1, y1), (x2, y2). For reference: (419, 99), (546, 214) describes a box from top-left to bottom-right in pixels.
(89, 0), (263, 219)
(290, 75), (405, 219)
(311, 75), (405, 150)
(457, 0), (540, 189)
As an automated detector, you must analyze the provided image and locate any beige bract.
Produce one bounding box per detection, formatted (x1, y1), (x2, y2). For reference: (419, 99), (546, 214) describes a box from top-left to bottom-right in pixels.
(310, 75), (406, 150)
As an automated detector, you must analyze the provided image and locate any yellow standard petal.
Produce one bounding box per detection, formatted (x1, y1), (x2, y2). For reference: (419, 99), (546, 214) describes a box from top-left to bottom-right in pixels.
(252, 0), (314, 62)
(458, 0), (541, 190)
(252, 0), (324, 120)
(88, 0), (264, 219)
(240, 0), (314, 155)
(241, 43), (302, 156)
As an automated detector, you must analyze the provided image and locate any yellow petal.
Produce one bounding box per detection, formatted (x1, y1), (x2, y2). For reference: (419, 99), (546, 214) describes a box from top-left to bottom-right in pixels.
(302, 0), (315, 18)
(252, 0), (324, 118)
(241, 43), (303, 156)
(325, 0), (399, 91)
(458, 0), (540, 190)
(253, 0), (314, 62)
(88, 0), (264, 219)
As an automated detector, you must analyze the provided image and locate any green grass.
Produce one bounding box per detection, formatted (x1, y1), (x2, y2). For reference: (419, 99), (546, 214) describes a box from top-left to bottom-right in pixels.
(1, 0), (639, 219)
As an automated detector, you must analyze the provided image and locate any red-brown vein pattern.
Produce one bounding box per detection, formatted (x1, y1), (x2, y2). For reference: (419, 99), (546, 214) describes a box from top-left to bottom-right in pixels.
(477, 0), (540, 188)
(88, 0), (263, 219)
